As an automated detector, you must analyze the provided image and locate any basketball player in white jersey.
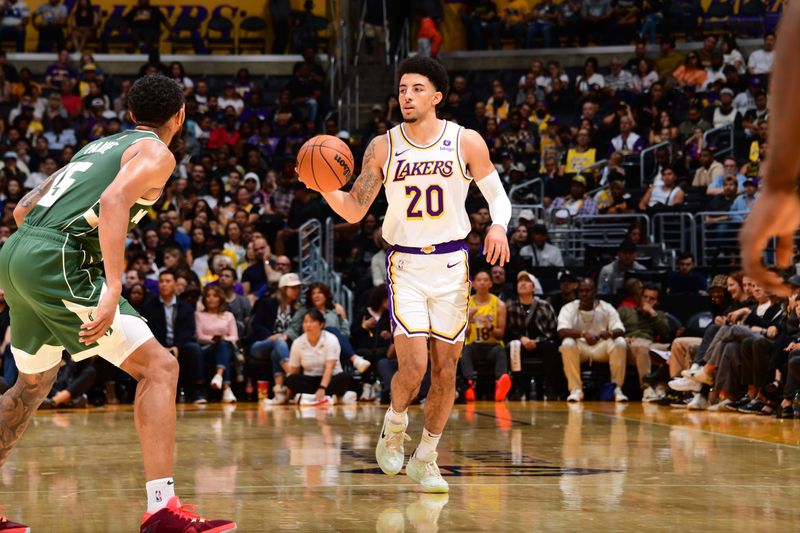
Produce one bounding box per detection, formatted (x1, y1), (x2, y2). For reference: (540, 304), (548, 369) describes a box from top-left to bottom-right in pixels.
(307, 57), (511, 492)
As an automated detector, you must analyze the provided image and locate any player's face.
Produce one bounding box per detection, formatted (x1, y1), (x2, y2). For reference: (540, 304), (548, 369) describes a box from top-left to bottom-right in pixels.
(398, 73), (441, 124)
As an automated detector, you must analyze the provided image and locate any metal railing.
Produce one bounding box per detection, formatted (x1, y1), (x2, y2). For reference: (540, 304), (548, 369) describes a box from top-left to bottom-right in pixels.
(508, 178), (544, 205)
(652, 212), (696, 261)
(334, 0), (369, 133)
(695, 211), (752, 267)
(393, 19), (410, 85)
(324, 217), (335, 265)
(546, 213), (650, 265)
(639, 141), (673, 186)
(703, 124), (735, 159)
(297, 219), (354, 320)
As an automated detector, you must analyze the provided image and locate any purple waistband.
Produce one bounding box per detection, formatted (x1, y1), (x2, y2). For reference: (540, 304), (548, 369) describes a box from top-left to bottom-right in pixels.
(388, 239), (467, 255)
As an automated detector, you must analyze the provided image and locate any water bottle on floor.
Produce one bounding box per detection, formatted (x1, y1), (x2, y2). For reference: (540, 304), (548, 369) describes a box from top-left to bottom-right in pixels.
(528, 378), (537, 401)
(509, 340), (522, 372)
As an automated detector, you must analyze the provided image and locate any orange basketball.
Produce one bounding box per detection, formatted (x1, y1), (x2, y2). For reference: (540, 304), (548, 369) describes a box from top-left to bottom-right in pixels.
(297, 135), (355, 192)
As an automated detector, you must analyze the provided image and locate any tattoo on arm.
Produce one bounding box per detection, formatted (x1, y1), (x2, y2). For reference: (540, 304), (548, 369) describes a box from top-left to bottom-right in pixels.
(18, 171), (59, 209)
(352, 139), (382, 207)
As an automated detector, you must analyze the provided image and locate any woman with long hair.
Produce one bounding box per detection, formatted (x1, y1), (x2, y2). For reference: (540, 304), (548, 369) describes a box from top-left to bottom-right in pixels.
(196, 285), (239, 403)
(250, 273), (302, 404)
(632, 58), (658, 93)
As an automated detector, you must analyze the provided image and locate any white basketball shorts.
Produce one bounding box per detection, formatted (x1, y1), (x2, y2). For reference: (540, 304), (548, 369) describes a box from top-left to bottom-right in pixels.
(385, 240), (470, 344)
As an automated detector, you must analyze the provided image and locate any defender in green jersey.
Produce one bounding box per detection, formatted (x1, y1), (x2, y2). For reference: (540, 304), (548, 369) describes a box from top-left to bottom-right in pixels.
(0, 75), (236, 532)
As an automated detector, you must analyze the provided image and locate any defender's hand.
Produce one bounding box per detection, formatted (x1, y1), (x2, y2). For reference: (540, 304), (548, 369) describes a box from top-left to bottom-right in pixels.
(739, 188), (800, 296)
(484, 224), (511, 266)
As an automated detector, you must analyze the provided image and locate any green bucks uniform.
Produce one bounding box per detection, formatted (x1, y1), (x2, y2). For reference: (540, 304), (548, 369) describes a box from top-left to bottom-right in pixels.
(0, 130), (164, 373)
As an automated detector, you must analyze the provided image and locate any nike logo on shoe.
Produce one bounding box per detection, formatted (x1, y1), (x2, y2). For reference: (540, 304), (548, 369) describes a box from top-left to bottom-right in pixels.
(446, 262), (459, 268)
(394, 148), (410, 157)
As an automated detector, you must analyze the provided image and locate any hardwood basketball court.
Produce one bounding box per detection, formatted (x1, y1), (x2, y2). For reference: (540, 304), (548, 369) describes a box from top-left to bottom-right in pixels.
(2, 401), (798, 531)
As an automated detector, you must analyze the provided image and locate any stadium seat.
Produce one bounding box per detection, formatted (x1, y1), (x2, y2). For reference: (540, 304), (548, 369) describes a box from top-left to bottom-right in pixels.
(170, 15), (203, 54)
(99, 12), (132, 53)
(206, 15), (236, 55)
(238, 16), (267, 54)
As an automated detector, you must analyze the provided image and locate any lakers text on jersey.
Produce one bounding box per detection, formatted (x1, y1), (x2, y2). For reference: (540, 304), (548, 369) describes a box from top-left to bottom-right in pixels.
(382, 120), (472, 248)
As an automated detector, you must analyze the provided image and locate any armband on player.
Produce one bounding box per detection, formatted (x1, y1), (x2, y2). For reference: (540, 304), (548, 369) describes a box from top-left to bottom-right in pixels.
(476, 170), (511, 231)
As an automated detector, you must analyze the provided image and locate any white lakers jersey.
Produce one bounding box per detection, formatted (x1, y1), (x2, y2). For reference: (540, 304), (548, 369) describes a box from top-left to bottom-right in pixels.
(381, 120), (472, 247)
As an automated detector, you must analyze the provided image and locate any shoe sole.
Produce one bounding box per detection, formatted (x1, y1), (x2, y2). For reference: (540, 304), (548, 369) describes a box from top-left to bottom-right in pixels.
(419, 485), (449, 494)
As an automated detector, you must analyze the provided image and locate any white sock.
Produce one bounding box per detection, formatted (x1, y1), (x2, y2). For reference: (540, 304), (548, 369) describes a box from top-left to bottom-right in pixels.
(146, 477), (176, 513)
(385, 406), (408, 430)
(414, 428), (441, 460)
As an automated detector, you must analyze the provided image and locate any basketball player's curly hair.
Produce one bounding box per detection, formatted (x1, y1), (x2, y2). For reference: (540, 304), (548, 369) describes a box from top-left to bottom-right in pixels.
(397, 56), (449, 109)
(128, 74), (184, 128)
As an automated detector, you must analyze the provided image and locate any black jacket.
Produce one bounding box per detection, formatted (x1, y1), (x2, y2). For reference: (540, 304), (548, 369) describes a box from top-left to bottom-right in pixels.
(141, 297), (197, 347)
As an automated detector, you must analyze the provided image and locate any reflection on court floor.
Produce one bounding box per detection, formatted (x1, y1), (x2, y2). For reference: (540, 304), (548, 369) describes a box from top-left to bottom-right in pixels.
(2, 402), (799, 531)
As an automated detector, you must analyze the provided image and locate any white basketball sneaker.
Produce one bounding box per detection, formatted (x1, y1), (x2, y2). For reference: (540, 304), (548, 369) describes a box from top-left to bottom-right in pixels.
(376, 418), (410, 475)
(406, 451), (449, 493)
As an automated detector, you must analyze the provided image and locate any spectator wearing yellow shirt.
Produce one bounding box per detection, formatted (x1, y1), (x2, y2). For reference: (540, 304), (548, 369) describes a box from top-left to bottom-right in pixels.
(485, 81), (510, 123)
(497, 0), (531, 49)
(561, 129), (596, 175)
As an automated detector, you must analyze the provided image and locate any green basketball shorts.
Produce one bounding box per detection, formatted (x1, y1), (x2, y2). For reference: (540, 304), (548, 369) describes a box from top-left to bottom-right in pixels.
(0, 225), (153, 374)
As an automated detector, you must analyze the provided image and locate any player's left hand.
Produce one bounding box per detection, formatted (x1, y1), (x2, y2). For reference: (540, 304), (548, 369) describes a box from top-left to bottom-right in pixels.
(483, 224), (511, 266)
(739, 187), (800, 296)
(80, 288), (119, 345)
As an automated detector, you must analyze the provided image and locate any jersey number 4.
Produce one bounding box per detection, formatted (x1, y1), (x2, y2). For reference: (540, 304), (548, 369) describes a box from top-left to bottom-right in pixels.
(405, 185), (444, 220)
(37, 161), (93, 208)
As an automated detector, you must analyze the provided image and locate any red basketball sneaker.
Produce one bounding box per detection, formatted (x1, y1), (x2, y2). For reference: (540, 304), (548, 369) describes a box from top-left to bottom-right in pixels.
(495, 374), (512, 402)
(140, 497), (236, 532)
(464, 380), (476, 402)
(0, 514), (28, 533)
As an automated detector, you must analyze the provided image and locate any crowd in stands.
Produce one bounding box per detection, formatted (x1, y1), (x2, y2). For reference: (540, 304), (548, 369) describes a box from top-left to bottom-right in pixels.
(0, 1), (798, 418)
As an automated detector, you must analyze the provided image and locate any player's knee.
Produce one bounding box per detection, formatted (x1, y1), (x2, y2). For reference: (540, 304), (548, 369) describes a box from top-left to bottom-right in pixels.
(398, 363), (427, 384)
(431, 360), (457, 384)
(613, 337), (627, 351)
(148, 349), (180, 385)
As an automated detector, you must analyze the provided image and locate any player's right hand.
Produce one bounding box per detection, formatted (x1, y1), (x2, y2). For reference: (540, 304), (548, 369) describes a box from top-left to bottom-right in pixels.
(739, 187), (800, 296)
(484, 224), (511, 267)
(80, 289), (119, 345)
